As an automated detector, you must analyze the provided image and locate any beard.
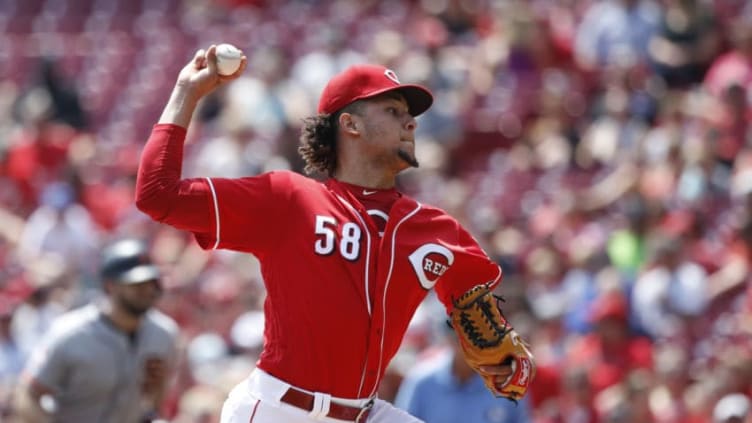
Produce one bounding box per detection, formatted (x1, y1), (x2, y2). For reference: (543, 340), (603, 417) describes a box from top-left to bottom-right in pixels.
(398, 149), (420, 168)
(116, 295), (153, 317)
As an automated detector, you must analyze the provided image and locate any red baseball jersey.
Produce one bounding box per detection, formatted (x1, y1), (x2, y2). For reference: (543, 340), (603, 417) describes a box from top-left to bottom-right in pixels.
(136, 124), (502, 399)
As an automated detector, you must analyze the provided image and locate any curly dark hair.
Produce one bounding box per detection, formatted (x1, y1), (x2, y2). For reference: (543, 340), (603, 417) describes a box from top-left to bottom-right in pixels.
(298, 102), (363, 176)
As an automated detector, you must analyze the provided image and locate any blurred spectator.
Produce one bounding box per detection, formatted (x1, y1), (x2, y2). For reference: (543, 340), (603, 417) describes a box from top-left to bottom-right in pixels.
(606, 194), (656, 277)
(713, 393), (751, 423)
(31, 58), (88, 131)
(703, 15), (752, 166)
(0, 296), (23, 419)
(704, 14), (752, 103)
(648, 344), (693, 423)
(290, 27), (365, 105)
(395, 322), (532, 423)
(703, 82), (750, 168)
(708, 214), (752, 307)
(558, 254), (607, 335)
(576, 70), (652, 169)
(16, 182), (101, 283)
(533, 364), (600, 423)
(523, 245), (568, 326)
(9, 256), (68, 360)
(594, 369), (656, 422)
(3, 57), (87, 214)
(631, 235), (708, 342)
(2, 118), (74, 215)
(188, 120), (263, 178)
(567, 291), (653, 394)
(574, 0), (661, 69)
(13, 238), (178, 422)
(171, 384), (228, 423)
(647, 0), (721, 88)
(224, 47), (296, 140)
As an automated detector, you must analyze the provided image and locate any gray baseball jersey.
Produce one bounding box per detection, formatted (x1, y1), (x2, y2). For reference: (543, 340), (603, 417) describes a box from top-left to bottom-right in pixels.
(25, 303), (178, 423)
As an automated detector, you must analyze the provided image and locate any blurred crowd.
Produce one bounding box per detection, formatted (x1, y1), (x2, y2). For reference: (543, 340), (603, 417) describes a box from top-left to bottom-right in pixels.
(1, 0), (752, 422)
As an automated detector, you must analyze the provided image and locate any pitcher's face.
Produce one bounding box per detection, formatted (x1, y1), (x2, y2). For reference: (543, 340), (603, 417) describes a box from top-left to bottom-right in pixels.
(355, 93), (419, 172)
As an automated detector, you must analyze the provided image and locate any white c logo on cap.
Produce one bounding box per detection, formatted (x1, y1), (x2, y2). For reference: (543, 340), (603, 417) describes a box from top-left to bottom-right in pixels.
(384, 69), (400, 84)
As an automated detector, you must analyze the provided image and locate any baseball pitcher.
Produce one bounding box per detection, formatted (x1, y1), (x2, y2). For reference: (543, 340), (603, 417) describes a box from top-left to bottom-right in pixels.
(136, 45), (534, 423)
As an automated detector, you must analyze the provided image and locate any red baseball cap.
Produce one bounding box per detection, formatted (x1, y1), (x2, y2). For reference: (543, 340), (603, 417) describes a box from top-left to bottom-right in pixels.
(588, 292), (628, 323)
(317, 64), (434, 116)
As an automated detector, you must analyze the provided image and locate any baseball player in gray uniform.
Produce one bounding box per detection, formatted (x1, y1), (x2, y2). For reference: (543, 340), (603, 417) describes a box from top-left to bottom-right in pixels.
(14, 238), (179, 423)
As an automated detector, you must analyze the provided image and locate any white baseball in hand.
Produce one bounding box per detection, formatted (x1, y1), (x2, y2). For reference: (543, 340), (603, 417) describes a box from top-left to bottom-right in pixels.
(215, 43), (243, 76)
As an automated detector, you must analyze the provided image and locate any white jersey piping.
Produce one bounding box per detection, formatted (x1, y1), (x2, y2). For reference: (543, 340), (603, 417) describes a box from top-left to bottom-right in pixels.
(332, 193), (374, 398)
(369, 201), (422, 397)
(205, 177), (221, 250)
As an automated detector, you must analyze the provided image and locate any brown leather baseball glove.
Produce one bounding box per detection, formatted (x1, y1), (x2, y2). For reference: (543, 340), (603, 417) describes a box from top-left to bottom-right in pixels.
(449, 283), (535, 401)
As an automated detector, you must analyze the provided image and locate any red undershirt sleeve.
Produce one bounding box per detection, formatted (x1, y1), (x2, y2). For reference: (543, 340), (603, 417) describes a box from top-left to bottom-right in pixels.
(136, 124), (287, 255)
(136, 124), (215, 234)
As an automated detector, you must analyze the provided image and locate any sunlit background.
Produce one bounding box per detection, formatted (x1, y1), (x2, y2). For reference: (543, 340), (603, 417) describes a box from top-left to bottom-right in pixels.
(1, 0), (751, 422)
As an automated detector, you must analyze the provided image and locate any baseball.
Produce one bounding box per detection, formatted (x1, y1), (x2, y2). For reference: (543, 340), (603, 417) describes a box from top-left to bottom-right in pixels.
(215, 43), (243, 76)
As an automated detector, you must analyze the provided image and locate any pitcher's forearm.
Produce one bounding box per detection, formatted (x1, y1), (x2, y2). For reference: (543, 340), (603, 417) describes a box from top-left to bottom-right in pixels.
(158, 84), (201, 128)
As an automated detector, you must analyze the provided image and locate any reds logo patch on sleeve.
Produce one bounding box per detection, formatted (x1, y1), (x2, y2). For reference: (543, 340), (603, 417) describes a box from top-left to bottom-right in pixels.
(408, 243), (454, 289)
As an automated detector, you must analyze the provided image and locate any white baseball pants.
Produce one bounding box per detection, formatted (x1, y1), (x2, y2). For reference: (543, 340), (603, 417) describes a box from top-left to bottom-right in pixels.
(220, 368), (424, 423)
